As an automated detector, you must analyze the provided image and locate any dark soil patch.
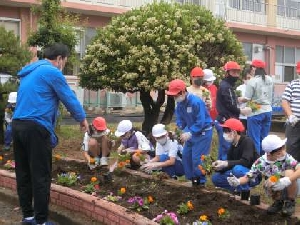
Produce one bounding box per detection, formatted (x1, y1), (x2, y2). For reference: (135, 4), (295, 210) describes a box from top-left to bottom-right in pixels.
(1, 151), (299, 225)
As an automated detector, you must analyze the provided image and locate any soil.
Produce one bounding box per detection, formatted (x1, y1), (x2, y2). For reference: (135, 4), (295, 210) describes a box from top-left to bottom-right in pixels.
(1, 150), (299, 225)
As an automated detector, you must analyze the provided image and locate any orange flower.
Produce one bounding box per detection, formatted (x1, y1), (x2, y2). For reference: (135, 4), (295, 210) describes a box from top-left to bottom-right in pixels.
(147, 196), (154, 203)
(0, 156), (3, 161)
(269, 175), (279, 183)
(118, 162), (125, 168)
(120, 187), (126, 194)
(91, 177), (97, 183)
(201, 155), (205, 161)
(125, 159), (130, 163)
(54, 154), (61, 160)
(187, 201), (194, 210)
(218, 207), (225, 216)
(89, 157), (95, 164)
(199, 215), (208, 221)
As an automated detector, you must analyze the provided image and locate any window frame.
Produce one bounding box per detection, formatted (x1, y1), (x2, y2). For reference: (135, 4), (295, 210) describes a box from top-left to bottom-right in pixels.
(0, 17), (21, 38)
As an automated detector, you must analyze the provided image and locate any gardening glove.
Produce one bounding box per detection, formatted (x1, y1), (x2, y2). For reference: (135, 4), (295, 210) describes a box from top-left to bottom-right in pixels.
(227, 176), (240, 187)
(141, 162), (162, 174)
(272, 177), (291, 191)
(240, 107), (252, 116)
(180, 132), (192, 142)
(288, 114), (299, 127)
(212, 160), (228, 171)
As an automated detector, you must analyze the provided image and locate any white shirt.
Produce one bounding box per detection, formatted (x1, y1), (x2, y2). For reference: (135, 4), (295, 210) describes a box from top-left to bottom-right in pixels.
(156, 138), (181, 160)
(82, 129), (110, 152)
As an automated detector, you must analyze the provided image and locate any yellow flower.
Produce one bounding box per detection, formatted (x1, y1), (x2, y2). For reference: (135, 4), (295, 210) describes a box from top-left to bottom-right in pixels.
(0, 156), (3, 161)
(120, 187), (126, 194)
(91, 177), (97, 183)
(54, 154), (61, 160)
(218, 207), (225, 216)
(199, 215), (208, 221)
(187, 201), (194, 210)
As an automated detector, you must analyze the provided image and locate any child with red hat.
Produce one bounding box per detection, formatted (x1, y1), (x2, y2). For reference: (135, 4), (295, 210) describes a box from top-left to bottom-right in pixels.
(211, 118), (259, 192)
(82, 117), (112, 169)
(167, 79), (213, 186)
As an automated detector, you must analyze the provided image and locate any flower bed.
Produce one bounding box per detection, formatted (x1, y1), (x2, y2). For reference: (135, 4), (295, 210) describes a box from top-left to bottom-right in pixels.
(0, 153), (299, 224)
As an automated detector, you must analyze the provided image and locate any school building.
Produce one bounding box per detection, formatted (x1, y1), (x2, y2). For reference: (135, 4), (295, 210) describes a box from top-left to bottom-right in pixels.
(1, 0), (299, 109)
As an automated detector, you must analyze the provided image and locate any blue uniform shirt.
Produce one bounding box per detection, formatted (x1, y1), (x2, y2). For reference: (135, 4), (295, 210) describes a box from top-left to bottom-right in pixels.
(175, 93), (212, 136)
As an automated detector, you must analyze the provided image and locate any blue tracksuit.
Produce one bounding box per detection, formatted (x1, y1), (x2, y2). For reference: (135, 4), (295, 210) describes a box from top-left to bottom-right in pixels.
(212, 135), (260, 191)
(216, 78), (240, 160)
(176, 93), (212, 183)
(13, 60), (86, 148)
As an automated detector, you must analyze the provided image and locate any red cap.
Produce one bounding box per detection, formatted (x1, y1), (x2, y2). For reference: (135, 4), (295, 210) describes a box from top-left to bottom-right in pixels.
(221, 118), (245, 132)
(166, 79), (186, 96)
(252, 59), (266, 69)
(190, 67), (204, 77)
(92, 117), (107, 131)
(297, 61), (300, 73)
(224, 61), (241, 71)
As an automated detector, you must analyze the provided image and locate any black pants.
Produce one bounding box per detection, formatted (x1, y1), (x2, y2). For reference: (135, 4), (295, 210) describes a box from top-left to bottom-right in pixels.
(12, 120), (52, 224)
(286, 122), (300, 162)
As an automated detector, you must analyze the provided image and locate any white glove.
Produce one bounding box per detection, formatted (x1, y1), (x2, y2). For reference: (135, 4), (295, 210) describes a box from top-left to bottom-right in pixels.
(87, 158), (97, 170)
(227, 176), (240, 187)
(288, 115), (299, 127)
(180, 132), (192, 142)
(141, 162), (162, 173)
(212, 160), (228, 171)
(272, 177), (292, 191)
(240, 107), (252, 116)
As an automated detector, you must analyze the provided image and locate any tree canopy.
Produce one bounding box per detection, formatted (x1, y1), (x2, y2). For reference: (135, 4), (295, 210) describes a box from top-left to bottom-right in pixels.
(27, 0), (78, 54)
(80, 2), (246, 92)
(0, 27), (32, 76)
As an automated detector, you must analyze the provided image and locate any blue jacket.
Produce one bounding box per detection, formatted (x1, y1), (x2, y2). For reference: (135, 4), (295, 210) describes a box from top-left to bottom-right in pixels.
(13, 60), (86, 147)
(175, 93), (212, 136)
(216, 78), (240, 122)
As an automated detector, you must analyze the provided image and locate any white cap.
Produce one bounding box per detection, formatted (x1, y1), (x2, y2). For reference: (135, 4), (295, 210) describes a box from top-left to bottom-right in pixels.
(115, 120), (132, 137)
(203, 69), (216, 81)
(152, 124), (167, 138)
(8, 92), (17, 103)
(262, 135), (287, 153)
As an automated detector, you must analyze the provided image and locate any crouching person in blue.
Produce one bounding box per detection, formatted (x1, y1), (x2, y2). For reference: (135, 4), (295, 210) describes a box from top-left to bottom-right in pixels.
(166, 79), (213, 186)
(141, 124), (184, 178)
(227, 135), (300, 216)
(212, 118), (259, 192)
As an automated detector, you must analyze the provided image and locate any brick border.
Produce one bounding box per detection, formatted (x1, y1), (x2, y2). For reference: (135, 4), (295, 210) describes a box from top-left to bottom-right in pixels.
(0, 169), (156, 225)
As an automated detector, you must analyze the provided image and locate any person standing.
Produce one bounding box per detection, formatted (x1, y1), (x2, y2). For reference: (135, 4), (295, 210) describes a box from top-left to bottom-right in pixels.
(12, 43), (88, 225)
(241, 59), (274, 155)
(216, 61), (251, 160)
(202, 69), (218, 121)
(187, 67), (212, 109)
(282, 61), (300, 161)
(3, 92), (17, 151)
(166, 79), (213, 186)
(211, 118), (259, 192)
(236, 68), (253, 132)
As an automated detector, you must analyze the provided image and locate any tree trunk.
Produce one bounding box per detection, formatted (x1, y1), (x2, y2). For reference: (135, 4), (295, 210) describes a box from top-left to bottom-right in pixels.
(140, 90), (165, 136)
(160, 95), (175, 125)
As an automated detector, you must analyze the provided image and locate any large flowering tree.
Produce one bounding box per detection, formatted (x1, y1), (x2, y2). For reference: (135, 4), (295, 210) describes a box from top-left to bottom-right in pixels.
(80, 2), (246, 134)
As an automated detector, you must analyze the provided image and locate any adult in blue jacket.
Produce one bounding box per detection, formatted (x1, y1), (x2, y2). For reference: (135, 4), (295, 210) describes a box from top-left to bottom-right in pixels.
(166, 79), (213, 186)
(12, 43), (88, 225)
(216, 61), (251, 160)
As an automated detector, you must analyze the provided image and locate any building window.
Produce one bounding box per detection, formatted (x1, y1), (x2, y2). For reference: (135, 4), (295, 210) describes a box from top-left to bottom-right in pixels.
(0, 18), (20, 37)
(275, 45), (298, 82)
(228, 0), (264, 13)
(277, 0), (300, 18)
(242, 42), (253, 61)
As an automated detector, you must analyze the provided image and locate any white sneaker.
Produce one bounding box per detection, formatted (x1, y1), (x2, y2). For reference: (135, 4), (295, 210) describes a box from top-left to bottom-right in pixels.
(100, 157), (108, 166)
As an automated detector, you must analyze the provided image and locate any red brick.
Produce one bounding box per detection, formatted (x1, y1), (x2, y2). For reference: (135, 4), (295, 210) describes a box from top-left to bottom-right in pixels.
(94, 206), (108, 218)
(50, 191), (59, 200)
(107, 211), (119, 223)
(119, 217), (134, 225)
